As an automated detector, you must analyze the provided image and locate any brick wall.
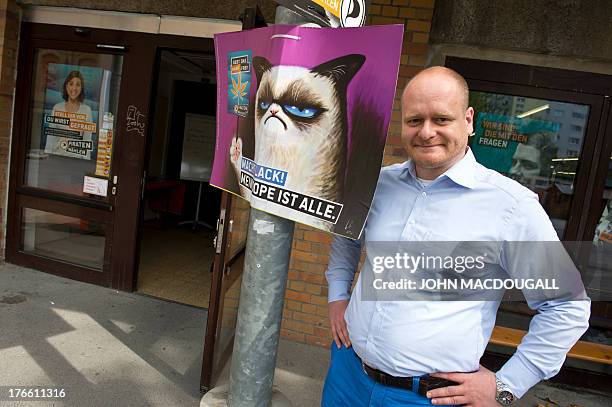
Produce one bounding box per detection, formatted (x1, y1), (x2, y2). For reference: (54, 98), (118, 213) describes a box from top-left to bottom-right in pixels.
(279, 0), (436, 347)
(0, 0), (19, 258)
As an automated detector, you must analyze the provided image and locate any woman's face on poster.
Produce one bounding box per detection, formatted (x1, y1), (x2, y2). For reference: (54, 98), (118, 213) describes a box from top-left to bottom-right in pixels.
(66, 77), (82, 102)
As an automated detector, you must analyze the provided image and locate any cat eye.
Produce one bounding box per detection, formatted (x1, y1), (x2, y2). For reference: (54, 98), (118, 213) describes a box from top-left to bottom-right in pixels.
(282, 104), (319, 119)
(259, 101), (271, 110)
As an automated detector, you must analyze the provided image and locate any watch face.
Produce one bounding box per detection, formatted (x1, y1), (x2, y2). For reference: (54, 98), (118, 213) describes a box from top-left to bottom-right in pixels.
(497, 390), (514, 406)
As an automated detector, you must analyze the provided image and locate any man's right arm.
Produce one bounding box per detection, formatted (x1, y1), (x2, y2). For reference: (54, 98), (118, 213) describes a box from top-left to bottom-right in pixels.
(325, 235), (362, 348)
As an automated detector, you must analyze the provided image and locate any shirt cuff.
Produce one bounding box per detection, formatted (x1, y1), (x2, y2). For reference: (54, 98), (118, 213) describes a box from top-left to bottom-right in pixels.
(328, 280), (351, 302)
(496, 354), (543, 398)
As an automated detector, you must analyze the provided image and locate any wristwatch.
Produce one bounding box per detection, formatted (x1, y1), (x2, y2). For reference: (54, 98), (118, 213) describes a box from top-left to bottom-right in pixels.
(495, 377), (517, 406)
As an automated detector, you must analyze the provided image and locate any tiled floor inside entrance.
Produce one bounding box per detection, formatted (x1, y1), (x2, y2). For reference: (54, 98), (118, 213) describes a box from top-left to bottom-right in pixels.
(137, 225), (214, 308)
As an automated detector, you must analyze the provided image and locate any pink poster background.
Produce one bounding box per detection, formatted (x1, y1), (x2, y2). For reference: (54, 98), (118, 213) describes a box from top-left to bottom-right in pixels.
(212, 24), (403, 239)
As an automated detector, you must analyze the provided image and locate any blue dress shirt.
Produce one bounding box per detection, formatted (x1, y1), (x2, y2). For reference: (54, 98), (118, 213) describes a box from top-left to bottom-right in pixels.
(325, 149), (590, 398)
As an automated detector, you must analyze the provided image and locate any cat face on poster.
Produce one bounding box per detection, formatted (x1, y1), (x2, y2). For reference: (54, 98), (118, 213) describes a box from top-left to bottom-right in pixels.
(229, 54), (365, 228)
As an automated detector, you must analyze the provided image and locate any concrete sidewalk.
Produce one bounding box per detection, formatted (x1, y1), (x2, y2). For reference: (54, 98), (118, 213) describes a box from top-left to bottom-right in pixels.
(0, 263), (609, 407)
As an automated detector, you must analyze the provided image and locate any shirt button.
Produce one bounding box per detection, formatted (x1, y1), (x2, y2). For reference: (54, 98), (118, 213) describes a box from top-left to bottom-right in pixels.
(376, 304), (382, 312)
(422, 191), (427, 197)
(409, 220), (415, 225)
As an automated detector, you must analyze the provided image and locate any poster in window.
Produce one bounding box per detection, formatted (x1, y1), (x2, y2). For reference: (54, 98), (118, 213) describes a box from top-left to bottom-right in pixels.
(471, 112), (560, 186)
(42, 64), (111, 160)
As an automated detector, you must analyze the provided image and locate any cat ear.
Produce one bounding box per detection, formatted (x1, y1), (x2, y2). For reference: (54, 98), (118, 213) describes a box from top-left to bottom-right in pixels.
(253, 56), (273, 82)
(311, 54), (366, 88)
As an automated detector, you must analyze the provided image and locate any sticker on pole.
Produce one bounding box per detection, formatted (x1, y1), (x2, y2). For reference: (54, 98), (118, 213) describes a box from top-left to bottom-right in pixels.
(211, 25), (403, 239)
(275, 0), (371, 27)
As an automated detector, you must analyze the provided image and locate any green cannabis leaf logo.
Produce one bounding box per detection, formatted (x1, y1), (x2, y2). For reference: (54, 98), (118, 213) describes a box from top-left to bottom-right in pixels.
(231, 72), (248, 104)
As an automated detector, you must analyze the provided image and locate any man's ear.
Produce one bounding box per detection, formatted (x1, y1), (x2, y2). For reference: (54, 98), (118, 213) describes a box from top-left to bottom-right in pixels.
(253, 56), (273, 83)
(466, 107), (475, 135)
(311, 54), (366, 90)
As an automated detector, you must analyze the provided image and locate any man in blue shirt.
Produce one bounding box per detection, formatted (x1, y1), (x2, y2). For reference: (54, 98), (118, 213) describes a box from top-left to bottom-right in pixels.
(322, 66), (590, 406)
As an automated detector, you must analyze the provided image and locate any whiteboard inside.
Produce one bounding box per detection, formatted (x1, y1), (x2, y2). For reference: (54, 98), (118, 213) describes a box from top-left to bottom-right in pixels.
(180, 113), (216, 182)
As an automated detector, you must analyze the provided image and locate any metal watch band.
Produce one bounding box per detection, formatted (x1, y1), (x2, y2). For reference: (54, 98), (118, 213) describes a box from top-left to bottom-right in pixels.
(495, 377), (517, 406)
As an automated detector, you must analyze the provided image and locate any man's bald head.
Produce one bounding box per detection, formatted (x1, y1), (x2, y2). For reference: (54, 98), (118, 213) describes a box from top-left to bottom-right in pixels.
(399, 65), (475, 180)
(402, 66), (470, 111)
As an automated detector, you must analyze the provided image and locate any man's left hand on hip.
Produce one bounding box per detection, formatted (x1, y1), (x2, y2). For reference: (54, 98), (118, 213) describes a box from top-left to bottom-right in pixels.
(427, 365), (498, 406)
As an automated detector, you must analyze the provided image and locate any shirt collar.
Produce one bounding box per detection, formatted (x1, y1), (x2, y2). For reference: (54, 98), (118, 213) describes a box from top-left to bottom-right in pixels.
(443, 148), (478, 189)
(400, 148), (478, 189)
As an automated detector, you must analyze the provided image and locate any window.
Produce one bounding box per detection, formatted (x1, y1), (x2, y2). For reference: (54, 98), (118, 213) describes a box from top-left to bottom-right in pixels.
(469, 91), (589, 238)
(24, 49), (122, 199)
(22, 208), (106, 270)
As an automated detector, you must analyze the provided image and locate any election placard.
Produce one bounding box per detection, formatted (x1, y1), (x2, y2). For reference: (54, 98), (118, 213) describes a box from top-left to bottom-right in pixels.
(211, 24), (403, 238)
(275, 0), (371, 27)
(42, 64), (109, 160)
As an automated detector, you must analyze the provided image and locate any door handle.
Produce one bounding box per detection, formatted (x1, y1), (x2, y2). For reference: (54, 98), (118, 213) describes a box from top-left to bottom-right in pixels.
(96, 44), (127, 51)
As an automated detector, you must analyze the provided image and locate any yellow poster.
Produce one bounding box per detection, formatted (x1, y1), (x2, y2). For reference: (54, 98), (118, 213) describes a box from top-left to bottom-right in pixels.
(312, 0), (341, 16)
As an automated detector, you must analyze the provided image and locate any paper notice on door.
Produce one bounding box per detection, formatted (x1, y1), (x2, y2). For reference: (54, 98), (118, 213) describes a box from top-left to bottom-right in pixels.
(83, 176), (108, 197)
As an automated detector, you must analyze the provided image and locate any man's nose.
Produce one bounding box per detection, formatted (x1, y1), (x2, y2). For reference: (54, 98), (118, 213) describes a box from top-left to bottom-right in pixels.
(418, 120), (436, 139)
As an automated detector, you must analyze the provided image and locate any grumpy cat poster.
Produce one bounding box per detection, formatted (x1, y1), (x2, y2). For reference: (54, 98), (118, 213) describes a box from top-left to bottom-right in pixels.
(212, 25), (403, 238)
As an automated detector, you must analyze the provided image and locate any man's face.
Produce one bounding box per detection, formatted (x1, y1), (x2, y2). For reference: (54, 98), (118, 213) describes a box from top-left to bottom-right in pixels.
(509, 143), (541, 183)
(401, 74), (474, 178)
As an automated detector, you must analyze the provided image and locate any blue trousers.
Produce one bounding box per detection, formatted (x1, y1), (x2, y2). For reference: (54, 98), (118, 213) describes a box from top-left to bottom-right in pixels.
(321, 344), (455, 407)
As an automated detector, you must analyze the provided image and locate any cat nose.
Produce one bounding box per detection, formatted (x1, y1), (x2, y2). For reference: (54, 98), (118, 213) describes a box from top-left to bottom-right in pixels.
(270, 107), (279, 115)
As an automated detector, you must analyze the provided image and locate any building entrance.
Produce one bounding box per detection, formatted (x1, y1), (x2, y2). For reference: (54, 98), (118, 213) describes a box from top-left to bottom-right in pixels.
(4, 7), (265, 394)
(136, 50), (220, 307)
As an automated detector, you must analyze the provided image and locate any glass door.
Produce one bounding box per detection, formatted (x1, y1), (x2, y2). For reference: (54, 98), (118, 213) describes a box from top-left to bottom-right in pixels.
(5, 25), (145, 287)
(17, 49), (122, 274)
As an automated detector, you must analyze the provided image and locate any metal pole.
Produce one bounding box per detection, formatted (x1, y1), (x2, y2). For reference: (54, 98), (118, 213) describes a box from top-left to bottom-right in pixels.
(227, 7), (312, 407)
(227, 209), (294, 406)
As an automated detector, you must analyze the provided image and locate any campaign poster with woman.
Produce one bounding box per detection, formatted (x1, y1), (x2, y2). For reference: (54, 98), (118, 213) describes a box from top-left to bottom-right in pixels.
(43, 64), (102, 160)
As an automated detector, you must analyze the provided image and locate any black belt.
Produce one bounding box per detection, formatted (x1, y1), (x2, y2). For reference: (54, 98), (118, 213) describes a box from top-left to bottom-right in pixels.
(361, 362), (418, 392)
(361, 361), (459, 396)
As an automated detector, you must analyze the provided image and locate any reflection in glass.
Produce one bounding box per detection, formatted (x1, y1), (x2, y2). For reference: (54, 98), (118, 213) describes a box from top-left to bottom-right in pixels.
(21, 208), (106, 270)
(25, 49), (123, 199)
(588, 158), (612, 296)
(469, 92), (590, 238)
